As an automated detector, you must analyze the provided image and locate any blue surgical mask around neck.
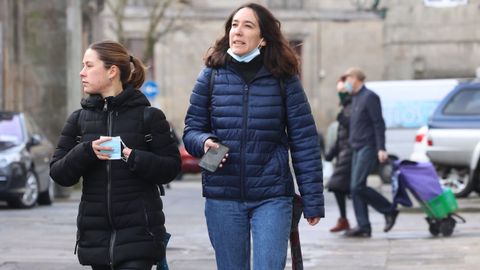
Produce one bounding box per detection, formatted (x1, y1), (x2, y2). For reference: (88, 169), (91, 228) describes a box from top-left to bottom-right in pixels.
(227, 39), (264, 63)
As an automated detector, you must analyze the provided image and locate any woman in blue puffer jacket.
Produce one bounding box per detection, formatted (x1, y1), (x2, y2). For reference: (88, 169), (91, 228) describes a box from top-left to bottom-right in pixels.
(183, 3), (324, 270)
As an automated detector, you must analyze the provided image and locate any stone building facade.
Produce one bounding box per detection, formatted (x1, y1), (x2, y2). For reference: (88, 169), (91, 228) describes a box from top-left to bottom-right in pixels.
(102, 0), (387, 133)
(105, 0), (479, 134)
(2, 0), (479, 142)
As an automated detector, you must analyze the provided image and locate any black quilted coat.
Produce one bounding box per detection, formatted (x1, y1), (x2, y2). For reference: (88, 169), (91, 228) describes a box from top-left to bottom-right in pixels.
(50, 86), (181, 266)
(325, 96), (352, 193)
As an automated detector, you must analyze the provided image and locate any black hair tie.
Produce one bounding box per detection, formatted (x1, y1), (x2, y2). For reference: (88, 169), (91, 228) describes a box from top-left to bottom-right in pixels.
(129, 55), (133, 62)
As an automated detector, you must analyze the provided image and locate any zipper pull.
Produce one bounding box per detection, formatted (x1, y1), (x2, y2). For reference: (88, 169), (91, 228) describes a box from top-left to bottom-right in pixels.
(103, 98), (108, 112)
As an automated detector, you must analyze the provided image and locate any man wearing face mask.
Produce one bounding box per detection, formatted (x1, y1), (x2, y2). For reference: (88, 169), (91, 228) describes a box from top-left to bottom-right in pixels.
(340, 68), (399, 238)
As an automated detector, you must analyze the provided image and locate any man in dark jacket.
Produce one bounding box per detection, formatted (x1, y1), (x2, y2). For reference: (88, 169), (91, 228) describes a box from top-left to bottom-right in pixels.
(341, 68), (399, 237)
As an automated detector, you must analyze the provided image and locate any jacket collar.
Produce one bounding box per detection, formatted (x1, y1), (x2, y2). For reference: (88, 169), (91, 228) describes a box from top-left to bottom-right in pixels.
(81, 84), (151, 111)
(225, 60), (273, 83)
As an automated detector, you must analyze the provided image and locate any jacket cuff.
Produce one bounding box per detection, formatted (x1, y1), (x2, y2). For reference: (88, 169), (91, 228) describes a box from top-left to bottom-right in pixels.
(83, 141), (98, 161)
(303, 206), (325, 219)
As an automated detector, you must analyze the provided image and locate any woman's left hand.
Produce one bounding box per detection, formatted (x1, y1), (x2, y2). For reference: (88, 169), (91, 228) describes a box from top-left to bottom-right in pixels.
(122, 147), (132, 161)
(307, 217), (321, 226)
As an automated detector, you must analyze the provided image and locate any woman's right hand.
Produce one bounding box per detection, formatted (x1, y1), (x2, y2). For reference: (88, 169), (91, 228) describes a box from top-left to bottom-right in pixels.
(204, 138), (229, 168)
(92, 137), (112, 160)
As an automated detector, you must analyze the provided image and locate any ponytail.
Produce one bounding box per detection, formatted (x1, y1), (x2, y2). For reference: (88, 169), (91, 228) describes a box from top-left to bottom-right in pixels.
(128, 56), (146, 90)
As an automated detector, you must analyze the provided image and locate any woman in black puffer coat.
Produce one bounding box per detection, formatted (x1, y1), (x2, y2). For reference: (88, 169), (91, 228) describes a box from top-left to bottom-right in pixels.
(325, 79), (353, 233)
(50, 41), (180, 270)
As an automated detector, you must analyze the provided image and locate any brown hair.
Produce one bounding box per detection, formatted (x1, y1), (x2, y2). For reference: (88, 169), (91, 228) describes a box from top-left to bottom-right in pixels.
(204, 3), (299, 78)
(89, 40), (146, 89)
(344, 67), (366, 82)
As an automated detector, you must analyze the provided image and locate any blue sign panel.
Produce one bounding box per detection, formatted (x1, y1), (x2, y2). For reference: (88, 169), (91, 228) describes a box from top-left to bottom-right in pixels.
(142, 80), (159, 98)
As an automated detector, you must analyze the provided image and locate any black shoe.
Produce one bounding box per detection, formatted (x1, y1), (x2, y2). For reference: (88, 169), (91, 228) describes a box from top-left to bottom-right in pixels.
(344, 227), (371, 238)
(384, 210), (399, 232)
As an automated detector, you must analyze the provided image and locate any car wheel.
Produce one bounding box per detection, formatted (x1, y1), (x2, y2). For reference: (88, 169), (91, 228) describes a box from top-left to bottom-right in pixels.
(9, 171), (39, 208)
(38, 178), (55, 205)
(439, 168), (474, 198)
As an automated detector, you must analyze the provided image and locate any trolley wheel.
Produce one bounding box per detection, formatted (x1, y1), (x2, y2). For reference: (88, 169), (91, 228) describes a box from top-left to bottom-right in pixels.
(439, 216), (456, 237)
(426, 217), (440, 236)
(429, 223), (440, 236)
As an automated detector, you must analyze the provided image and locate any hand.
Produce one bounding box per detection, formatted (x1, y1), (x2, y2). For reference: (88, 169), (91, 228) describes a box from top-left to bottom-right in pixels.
(378, 150), (388, 164)
(204, 138), (229, 168)
(122, 146), (132, 161)
(204, 138), (218, 154)
(92, 137), (112, 160)
(307, 217), (321, 226)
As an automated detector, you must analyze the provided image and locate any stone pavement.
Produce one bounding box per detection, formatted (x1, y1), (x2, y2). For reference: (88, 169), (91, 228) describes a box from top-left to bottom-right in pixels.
(162, 175), (480, 270)
(1, 175), (479, 270)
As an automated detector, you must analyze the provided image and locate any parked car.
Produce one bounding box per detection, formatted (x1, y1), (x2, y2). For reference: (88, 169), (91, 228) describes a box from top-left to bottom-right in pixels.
(409, 125), (430, 162)
(427, 81), (480, 197)
(170, 126), (201, 179)
(0, 112), (54, 208)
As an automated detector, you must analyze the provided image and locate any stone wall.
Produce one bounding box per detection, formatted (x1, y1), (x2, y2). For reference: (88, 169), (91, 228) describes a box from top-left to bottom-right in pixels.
(146, 0), (479, 133)
(101, 0), (384, 133)
(383, 0), (480, 79)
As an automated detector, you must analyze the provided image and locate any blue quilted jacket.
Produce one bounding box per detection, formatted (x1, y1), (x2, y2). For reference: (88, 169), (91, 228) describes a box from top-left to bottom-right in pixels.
(183, 64), (324, 218)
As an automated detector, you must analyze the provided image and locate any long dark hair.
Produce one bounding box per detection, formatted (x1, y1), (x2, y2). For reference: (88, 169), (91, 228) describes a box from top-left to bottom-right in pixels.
(204, 3), (299, 78)
(89, 40), (146, 89)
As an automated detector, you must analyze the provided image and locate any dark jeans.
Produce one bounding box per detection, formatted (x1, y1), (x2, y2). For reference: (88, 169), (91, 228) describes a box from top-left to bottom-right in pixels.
(91, 260), (154, 270)
(351, 145), (393, 230)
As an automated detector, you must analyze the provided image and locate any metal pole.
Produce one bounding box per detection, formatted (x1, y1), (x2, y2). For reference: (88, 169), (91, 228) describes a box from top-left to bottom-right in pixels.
(66, 0), (82, 115)
(0, 22), (3, 110)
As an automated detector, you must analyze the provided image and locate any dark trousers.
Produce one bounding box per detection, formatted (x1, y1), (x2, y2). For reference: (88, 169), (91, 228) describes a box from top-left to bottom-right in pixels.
(351, 145), (392, 230)
(91, 260), (154, 270)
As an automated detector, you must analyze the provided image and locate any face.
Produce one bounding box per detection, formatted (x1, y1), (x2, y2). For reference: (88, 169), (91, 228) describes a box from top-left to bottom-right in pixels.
(229, 7), (265, 56)
(79, 48), (113, 95)
(345, 75), (362, 93)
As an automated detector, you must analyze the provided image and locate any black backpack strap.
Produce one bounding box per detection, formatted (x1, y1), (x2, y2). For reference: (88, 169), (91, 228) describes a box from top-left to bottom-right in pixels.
(208, 69), (217, 112)
(279, 79), (286, 104)
(143, 106), (154, 143)
(279, 79), (288, 126)
(75, 109), (84, 144)
(143, 106), (166, 196)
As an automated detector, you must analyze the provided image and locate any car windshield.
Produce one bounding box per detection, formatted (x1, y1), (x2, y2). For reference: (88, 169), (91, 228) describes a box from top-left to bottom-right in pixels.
(443, 88), (480, 115)
(0, 114), (24, 145)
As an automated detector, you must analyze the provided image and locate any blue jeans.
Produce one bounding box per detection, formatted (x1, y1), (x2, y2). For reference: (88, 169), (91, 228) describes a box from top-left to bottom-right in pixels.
(205, 197), (293, 270)
(351, 146), (393, 230)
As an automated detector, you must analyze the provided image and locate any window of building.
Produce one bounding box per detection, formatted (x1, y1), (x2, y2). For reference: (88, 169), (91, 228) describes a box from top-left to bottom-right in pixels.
(268, 0), (304, 9)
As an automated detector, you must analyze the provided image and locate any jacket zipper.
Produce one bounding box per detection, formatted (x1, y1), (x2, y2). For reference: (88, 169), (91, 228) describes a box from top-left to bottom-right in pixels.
(240, 84), (249, 199)
(105, 101), (116, 269)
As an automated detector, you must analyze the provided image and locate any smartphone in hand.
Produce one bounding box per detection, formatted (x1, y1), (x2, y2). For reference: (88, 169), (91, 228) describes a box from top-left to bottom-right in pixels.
(199, 143), (229, 173)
